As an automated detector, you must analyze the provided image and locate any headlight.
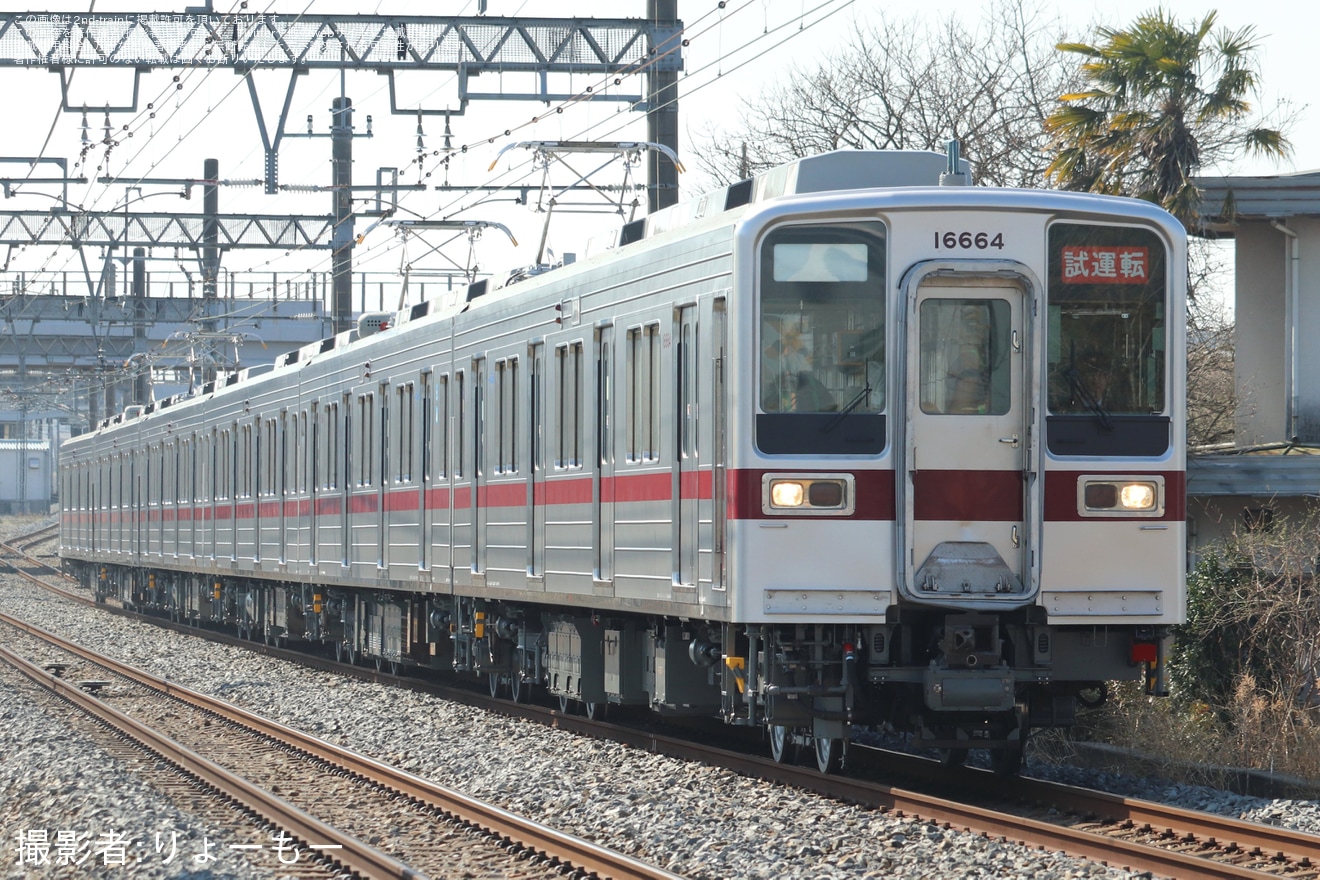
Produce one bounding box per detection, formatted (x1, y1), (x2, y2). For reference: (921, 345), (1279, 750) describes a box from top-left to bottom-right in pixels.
(1078, 476), (1163, 516)
(770, 480), (805, 507)
(1119, 483), (1156, 510)
(763, 474), (854, 516)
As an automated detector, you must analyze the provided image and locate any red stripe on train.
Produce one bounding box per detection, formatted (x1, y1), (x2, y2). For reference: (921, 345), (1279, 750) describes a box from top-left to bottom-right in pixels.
(84, 468), (1183, 525)
(913, 470), (1023, 522)
(726, 469), (896, 521)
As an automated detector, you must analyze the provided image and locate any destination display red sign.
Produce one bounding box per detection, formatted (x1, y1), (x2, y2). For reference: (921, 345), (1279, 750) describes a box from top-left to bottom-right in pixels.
(1059, 245), (1150, 284)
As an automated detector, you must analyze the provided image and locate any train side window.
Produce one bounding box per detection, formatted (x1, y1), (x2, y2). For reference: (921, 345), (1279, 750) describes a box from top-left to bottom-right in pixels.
(509, 358), (519, 473)
(241, 424), (253, 500)
(393, 385), (403, 483)
(679, 322), (697, 458)
(201, 433), (211, 504)
(597, 341), (610, 467)
(295, 412), (305, 494)
(150, 444), (160, 507)
(179, 439), (189, 507)
(252, 422), (261, 499)
(341, 394), (352, 491)
(437, 375), (449, 479)
(169, 442), (176, 506)
(230, 430), (238, 502)
(334, 401), (344, 490)
(262, 418), (277, 497)
(219, 429), (231, 500)
(530, 356), (542, 472)
(251, 425), (259, 502)
(493, 358), (519, 474)
(357, 393), (374, 487)
(396, 382), (414, 483)
(626, 328), (640, 462)
(277, 415), (288, 497)
(556, 343), (583, 469)
(309, 406), (319, 494)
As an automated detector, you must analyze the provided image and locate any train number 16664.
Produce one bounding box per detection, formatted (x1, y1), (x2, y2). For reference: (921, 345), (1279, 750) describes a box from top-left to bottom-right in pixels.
(934, 231), (1005, 250)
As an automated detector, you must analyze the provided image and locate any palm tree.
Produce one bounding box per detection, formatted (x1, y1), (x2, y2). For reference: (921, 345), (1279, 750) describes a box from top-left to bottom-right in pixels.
(1045, 9), (1289, 225)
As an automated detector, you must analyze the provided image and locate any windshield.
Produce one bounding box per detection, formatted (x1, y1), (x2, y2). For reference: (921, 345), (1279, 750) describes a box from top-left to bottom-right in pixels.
(759, 222), (886, 417)
(1046, 223), (1167, 417)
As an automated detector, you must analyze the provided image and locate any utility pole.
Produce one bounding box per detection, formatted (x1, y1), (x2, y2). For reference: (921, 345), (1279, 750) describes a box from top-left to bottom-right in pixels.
(647, 0), (681, 211)
(132, 247), (149, 405)
(202, 158), (219, 385)
(331, 97), (354, 336)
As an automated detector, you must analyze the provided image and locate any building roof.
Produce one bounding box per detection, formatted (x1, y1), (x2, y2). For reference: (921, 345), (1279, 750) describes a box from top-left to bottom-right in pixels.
(1196, 169), (1320, 227)
(1189, 445), (1320, 497)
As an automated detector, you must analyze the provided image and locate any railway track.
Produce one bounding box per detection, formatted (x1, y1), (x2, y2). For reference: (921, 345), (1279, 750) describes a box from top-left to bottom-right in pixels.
(1, 529), (684, 880)
(9, 523), (1320, 879)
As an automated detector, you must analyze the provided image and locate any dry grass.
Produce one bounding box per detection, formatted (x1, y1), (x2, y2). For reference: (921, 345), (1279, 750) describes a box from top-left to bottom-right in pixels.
(1040, 677), (1320, 791)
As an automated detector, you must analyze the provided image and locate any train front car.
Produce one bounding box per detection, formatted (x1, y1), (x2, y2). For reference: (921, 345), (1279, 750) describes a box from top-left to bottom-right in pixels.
(725, 158), (1186, 774)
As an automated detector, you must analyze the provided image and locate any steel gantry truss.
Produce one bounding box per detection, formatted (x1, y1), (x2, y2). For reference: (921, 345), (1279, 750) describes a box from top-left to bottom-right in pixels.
(0, 13), (676, 75)
(0, 6), (683, 429)
(0, 210), (332, 249)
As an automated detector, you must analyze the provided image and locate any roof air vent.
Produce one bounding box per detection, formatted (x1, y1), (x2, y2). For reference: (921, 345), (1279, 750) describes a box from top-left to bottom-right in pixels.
(724, 178), (754, 210)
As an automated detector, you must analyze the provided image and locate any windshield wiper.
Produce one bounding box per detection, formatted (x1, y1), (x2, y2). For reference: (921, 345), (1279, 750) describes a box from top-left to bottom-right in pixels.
(820, 382), (872, 433)
(1066, 366), (1113, 431)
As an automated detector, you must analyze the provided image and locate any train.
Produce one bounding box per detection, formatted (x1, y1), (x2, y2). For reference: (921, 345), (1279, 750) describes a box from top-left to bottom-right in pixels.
(59, 147), (1187, 775)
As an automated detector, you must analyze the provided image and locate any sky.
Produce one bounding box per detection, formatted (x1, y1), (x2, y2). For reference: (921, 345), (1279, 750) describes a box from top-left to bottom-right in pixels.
(0, 0), (1312, 298)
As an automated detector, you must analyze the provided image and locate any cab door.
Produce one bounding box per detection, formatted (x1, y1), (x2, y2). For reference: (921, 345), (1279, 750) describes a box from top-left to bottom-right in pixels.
(904, 278), (1035, 606)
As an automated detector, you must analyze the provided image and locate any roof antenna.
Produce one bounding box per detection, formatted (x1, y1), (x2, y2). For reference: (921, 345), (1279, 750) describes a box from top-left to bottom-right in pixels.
(940, 139), (969, 187)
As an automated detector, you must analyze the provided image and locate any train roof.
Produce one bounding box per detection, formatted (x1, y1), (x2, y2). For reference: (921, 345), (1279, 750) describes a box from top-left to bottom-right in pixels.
(73, 148), (1181, 440)
(588, 149), (964, 257)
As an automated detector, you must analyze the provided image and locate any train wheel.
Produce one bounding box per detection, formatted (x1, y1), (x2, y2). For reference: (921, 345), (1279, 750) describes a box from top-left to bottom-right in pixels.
(510, 676), (528, 704)
(334, 642), (344, 663)
(814, 737), (843, 774)
(769, 725), (791, 764)
(488, 672), (502, 699)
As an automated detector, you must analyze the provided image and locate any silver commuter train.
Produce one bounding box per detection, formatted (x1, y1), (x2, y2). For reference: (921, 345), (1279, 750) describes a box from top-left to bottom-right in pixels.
(60, 148), (1187, 774)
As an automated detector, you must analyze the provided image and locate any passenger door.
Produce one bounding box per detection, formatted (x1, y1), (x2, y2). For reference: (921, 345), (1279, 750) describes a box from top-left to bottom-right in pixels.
(594, 326), (615, 585)
(674, 305), (699, 590)
(904, 279), (1034, 605)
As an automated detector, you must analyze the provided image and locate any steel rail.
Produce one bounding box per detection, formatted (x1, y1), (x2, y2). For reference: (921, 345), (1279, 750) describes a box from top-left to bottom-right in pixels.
(941, 761), (1320, 869)
(0, 641), (425, 880)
